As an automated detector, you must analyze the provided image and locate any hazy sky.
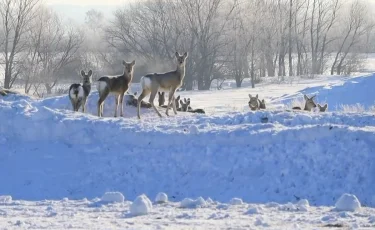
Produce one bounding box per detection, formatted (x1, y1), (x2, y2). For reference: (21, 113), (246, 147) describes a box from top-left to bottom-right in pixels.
(47, 0), (126, 6)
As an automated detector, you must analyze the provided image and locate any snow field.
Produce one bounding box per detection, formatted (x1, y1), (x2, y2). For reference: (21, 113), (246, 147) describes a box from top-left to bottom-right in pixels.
(0, 194), (373, 229)
(1, 73), (375, 228)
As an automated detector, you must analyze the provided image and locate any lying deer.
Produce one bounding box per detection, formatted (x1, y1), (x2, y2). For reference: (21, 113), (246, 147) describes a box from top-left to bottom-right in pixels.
(97, 60), (136, 117)
(137, 52), (188, 119)
(68, 70), (93, 113)
(317, 103), (328, 112)
(180, 98), (206, 114)
(125, 92), (152, 108)
(158, 92), (182, 110)
(292, 94), (317, 111)
(248, 94), (267, 111)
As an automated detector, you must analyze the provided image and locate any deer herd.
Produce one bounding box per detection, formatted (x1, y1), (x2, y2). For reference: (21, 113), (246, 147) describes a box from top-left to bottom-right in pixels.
(68, 51), (328, 120)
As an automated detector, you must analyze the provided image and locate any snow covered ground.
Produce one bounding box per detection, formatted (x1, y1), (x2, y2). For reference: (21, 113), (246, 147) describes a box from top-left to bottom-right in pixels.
(0, 195), (374, 229)
(1, 73), (375, 229)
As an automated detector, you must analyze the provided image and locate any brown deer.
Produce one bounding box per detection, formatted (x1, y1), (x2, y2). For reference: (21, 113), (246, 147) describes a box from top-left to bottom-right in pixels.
(248, 94), (260, 111)
(137, 52), (188, 119)
(97, 60), (136, 117)
(317, 103), (328, 112)
(68, 70), (92, 113)
(258, 99), (266, 109)
(180, 98), (206, 114)
(125, 92), (152, 108)
(292, 95), (317, 111)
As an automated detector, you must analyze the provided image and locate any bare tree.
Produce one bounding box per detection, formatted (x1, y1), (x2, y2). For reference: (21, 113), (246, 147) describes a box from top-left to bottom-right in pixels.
(0, 0), (40, 89)
(331, 0), (374, 75)
(20, 7), (84, 95)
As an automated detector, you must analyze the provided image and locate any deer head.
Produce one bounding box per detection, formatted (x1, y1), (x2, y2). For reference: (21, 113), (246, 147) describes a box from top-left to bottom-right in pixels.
(318, 103), (328, 112)
(248, 94), (259, 111)
(122, 60), (136, 76)
(81, 70), (93, 84)
(303, 94), (317, 111)
(175, 52), (188, 67)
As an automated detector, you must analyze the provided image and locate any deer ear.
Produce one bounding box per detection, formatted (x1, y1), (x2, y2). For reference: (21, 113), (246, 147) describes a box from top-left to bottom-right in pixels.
(176, 95), (180, 100)
(256, 94), (258, 99)
(304, 95), (308, 100)
(131, 60), (136, 66)
(134, 91), (137, 96)
(318, 103), (322, 108)
(183, 52), (188, 58)
(184, 98), (187, 103)
(323, 103), (328, 109)
(175, 52), (180, 58)
(312, 95), (316, 99)
(162, 92), (165, 95)
(88, 70), (93, 76)
(122, 60), (126, 66)
(158, 92), (161, 96)
(180, 100), (183, 104)
(262, 99), (265, 103)
(248, 94), (252, 99)
(80, 70), (85, 77)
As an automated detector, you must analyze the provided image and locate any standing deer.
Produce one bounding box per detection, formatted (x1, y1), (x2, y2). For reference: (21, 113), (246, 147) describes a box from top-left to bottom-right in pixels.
(137, 52), (188, 119)
(68, 70), (93, 113)
(292, 94), (317, 111)
(97, 60), (136, 117)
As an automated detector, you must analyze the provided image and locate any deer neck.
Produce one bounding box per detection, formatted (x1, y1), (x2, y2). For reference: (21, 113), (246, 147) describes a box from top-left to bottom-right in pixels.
(176, 64), (186, 80)
(122, 70), (133, 83)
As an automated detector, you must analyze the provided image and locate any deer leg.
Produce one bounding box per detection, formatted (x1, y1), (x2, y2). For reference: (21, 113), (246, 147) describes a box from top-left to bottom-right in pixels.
(137, 90), (149, 119)
(82, 98), (86, 113)
(119, 93), (125, 117)
(172, 95), (178, 115)
(149, 89), (162, 118)
(114, 95), (119, 117)
(166, 88), (176, 116)
(97, 90), (109, 117)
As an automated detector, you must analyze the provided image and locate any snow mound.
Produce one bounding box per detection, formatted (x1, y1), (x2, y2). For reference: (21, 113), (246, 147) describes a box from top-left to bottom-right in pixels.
(130, 194), (153, 216)
(101, 192), (125, 203)
(0, 196), (12, 204)
(155, 192), (168, 204)
(230, 198), (243, 205)
(335, 193), (361, 212)
(246, 207), (261, 214)
(180, 197), (207, 209)
(279, 202), (308, 212)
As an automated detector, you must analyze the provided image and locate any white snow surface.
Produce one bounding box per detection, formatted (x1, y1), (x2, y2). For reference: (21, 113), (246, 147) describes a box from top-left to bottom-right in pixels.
(335, 193), (362, 212)
(0, 198), (373, 229)
(1, 73), (375, 228)
(129, 194), (153, 216)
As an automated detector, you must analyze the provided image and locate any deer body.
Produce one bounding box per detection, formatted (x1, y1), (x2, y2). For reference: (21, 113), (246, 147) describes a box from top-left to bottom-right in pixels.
(137, 52), (188, 119)
(97, 60), (135, 117)
(68, 70), (92, 113)
(292, 95), (317, 111)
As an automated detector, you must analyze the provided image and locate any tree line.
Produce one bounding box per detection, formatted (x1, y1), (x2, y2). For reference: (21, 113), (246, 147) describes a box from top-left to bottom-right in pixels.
(0, 0), (374, 96)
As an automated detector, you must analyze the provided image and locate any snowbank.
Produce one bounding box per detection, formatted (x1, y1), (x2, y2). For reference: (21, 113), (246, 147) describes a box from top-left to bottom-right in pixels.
(274, 74), (375, 110)
(0, 80), (375, 207)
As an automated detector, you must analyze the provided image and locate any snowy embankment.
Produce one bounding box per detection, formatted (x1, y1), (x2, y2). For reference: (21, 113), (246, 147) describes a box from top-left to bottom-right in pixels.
(1, 89), (375, 207)
(273, 73), (375, 110)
